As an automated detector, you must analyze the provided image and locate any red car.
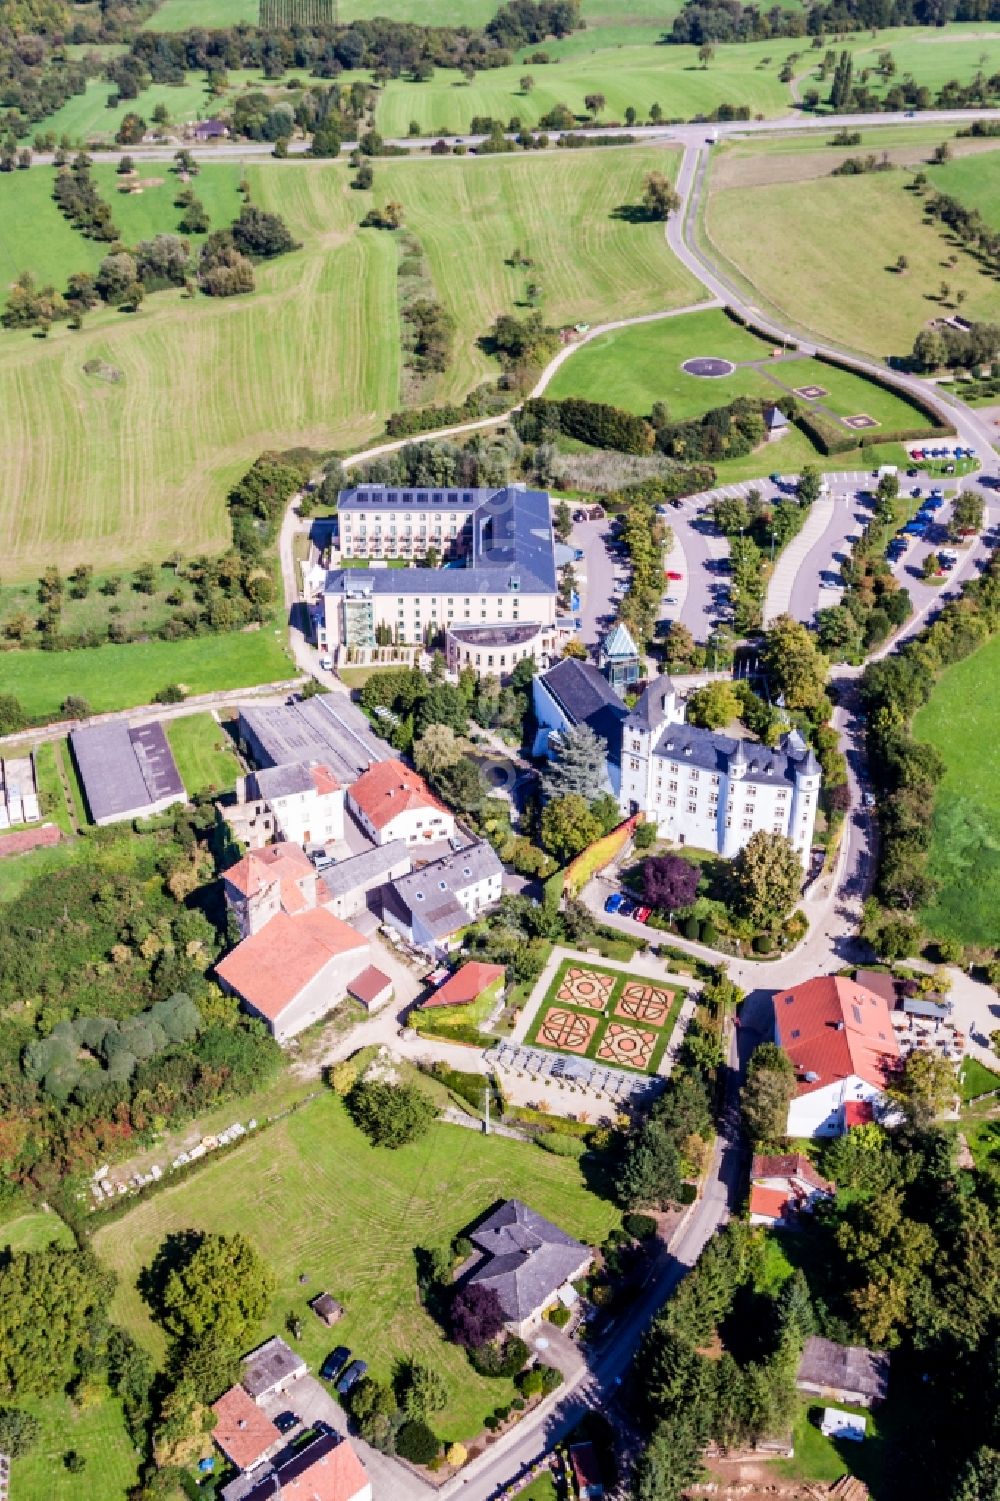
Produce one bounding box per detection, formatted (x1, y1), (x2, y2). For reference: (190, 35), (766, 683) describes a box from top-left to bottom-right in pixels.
(634, 905), (652, 923)
(666, 570), (683, 581)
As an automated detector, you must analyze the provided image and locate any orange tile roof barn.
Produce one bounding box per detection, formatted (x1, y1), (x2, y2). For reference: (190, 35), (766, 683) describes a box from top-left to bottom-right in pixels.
(774, 976), (901, 1096)
(211, 1385), (279, 1470)
(216, 908), (367, 1023)
(348, 758), (448, 830)
(424, 961), (506, 1008)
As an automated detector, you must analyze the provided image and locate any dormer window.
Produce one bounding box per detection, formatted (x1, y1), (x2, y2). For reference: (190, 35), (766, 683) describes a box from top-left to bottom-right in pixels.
(415, 892), (425, 901)
(439, 880), (447, 890)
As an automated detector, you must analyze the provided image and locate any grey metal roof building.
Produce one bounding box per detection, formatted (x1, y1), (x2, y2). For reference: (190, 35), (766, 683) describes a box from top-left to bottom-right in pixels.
(238, 696), (391, 781)
(466, 1199), (592, 1328)
(385, 840), (503, 945)
(796, 1336), (890, 1406)
(240, 1336), (306, 1402)
(70, 721), (186, 826)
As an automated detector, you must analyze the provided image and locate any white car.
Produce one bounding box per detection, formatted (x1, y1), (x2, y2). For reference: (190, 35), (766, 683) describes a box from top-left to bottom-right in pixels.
(318, 655), (333, 670)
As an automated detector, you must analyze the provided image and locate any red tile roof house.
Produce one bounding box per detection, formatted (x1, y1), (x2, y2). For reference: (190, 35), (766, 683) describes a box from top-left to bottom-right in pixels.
(749, 1153), (835, 1229)
(346, 758), (455, 847)
(211, 1385), (281, 1473)
(223, 843), (319, 939)
(216, 908), (370, 1044)
(569, 1440), (605, 1498)
(423, 960), (505, 1009)
(773, 976), (902, 1138)
(220, 1430), (371, 1501)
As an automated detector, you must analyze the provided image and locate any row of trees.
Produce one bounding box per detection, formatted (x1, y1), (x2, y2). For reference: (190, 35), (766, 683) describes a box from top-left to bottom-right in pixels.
(815, 471), (913, 661)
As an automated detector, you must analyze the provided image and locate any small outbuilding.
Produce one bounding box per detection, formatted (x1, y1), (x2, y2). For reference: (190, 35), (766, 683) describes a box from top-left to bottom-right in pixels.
(310, 1292), (344, 1328)
(347, 965), (394, 1012)
(241, 1336), (306, 1404)
(796, 1336), (889, 1408)
(820, 1407), (867, 1443)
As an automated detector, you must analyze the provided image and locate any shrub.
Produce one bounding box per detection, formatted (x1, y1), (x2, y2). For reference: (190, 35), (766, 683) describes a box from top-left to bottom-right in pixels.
(346, 1078), (436, 1148)
(445, 1442), (467, 1467)
(0, 1407), (40, 1458)
(537, 1131), (587, 1158)
(467, 1335), (529, 1379)
(547, 1303), (571, 1328)
(396, 1419), (439, 1465)
(684, 915), (700, 940)
(677, 1182), (697, 1204)
(517, 1366), (544, 1396)
(539, 1364), (564, 1395)
(623, 1212), (657, 1240)
(699, 920), (718, 947)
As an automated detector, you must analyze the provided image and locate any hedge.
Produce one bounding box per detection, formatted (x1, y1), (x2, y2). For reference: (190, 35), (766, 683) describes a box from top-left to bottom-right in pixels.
(519, 396), (654, 454)
(537, 1131), (588, 1158)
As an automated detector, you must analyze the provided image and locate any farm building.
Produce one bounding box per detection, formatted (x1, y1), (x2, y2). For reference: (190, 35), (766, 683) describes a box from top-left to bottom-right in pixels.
(70, 721), (185, 826)
(796, 1337), (890, 1408)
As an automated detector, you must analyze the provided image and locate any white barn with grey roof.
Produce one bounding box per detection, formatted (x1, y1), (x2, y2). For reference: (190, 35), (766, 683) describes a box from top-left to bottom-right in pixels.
(70, 721), (186, 826)
(237, 696), (391, 784)
(319, 840), (412, 920)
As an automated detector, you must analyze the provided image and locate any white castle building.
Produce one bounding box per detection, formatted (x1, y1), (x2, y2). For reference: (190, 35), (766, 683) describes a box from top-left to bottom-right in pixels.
(534, 662), (822, 867)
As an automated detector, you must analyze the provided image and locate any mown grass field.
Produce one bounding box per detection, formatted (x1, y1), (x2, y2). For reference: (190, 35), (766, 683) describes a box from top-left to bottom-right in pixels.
(33, 75), (217, 143)
(0, 148), (697, 578)
(928, 146), (1000, 229)
(370, 39), (791, 136)
(92, 161), (247, 247)
(912, 632), (1000, 947)
(92, 1092), (619, 1442)
(14, 1391), (141, 1501)
(703, 144), (1000, 360)
(0, 167), (105, 296)
(165, 712), (242, 795)
(0, 1209), (75, 1253)
(142, 0), (729, 32)
(2, 627), (292, 720)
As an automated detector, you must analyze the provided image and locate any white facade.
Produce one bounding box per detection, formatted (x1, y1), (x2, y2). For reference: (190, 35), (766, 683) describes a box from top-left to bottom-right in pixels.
(618, 680), (821, 868)
(339, 499), (474, 560)
(348, 796), (454, 848)
(786, 1076), (890, 1139)
(323, 584), (554, 651)
(267, 784), (343, 848)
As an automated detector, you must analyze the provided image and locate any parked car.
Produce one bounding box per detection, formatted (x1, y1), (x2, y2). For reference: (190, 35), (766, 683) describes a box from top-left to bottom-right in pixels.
(336, 1360), (368, 1396)
(862, 791), (877, 810)
(604, 892), (625, 915)
(318, 655), (333, 671)
(634, 905), (652, 923)
(618, 898), (637, 918)
(939, 551), (958, 570)
(666, 570), (683, 581)
(274, 1412), (298, 1435)
(911, 486), (922, 498)
(911, 449), (925, 460)
(320, 1347), (351, 1383)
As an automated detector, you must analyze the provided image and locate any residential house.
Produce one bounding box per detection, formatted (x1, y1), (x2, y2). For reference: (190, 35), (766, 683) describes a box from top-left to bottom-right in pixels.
(749, 1153), (835, 1228)
(463, 1199), (593, 1337)
(347, 758), (455, 848)
(192, 118), (229, 141)
(241, 1337), (307, 1404)
(215, 908), (370, 1043)
(243, 761), (343, 848)
(796, 1336), (890, 1408)
(424, 960), (505, 1009)
(223, 843), (318, 939)
(383, 841), (503, 955)
(319, 841), (411, 920)
(220, 1430), (371, 1501)
(70, 721), (186, 826)
(346, 965), (394, 1011)
(212, 1386), (281, 1473)
(773, 976), (902, 1138)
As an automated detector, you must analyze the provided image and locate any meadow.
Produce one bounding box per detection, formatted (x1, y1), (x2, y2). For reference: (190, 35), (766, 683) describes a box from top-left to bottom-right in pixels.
(165, 711), (242, 795)
(928, 147), (1000, 230)
(1, 627), (293, 720)
(14, 1393), (140, 1501)
(703, 141), (1000, 359)
(92, 1091), (620, 1441)
(912, 632), (1000, 947)
(0, 147), (698, 578)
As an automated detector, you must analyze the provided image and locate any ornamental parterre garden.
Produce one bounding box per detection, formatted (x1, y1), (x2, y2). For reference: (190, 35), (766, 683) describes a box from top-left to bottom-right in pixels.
(525, 960), (685, 1075)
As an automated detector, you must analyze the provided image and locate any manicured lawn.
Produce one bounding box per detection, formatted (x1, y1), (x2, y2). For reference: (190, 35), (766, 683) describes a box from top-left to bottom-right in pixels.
(0, 1209), (75, 1253)
(412, 980), (504, 1042)
(525, 956), (683, 1074)
(92, 1091), (619, 1442)
(514, 1475), (559, 1501)
(912, 632), (1000, 947)
(960, 1055), (1000, 1102)
(546, 308), (782, 419)
(775, 357), (931, 429)
(3, 628), (293, 720)
(774, 1399), (875, 1485)
(0, 148), (700, 578)
(165, 712), (242, 796)
(704, 148), (1000, 361)
(92, 161), (246, 248)
(13, 1391), (141, 1501)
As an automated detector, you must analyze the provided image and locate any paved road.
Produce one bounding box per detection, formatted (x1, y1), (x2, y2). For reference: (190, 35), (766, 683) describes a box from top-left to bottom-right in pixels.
(571, 514), (621, 649)
(45, 106), (1000, 168)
